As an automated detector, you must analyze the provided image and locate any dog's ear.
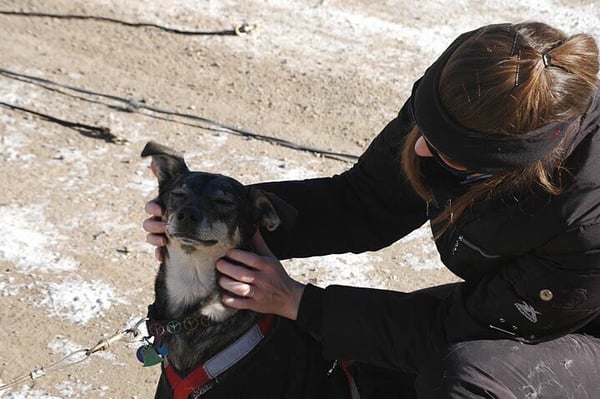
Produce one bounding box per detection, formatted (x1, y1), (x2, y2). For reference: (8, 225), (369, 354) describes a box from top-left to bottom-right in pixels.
(141, 141), (189, 185)
(250, 189), (298, 231)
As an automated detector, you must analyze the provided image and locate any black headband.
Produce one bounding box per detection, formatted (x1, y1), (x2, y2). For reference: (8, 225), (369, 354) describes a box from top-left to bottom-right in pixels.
(410, 25), (572, 173)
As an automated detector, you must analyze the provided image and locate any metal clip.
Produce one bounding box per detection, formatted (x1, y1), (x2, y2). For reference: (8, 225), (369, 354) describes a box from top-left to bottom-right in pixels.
(234, 23), (259, 36)
(30, 367), (46, 380)
(326, 360), (338, 376)
(86, 330), (129, 356)
(125, 317), (148, 340)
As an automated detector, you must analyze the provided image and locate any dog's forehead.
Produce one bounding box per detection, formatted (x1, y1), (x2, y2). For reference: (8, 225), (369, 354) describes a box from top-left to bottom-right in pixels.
(183, 172), (245, 194)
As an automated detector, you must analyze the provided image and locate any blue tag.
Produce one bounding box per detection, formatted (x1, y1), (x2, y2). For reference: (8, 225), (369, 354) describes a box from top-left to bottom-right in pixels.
(156, 343), (169, 356)
(136, 345), (145, 363)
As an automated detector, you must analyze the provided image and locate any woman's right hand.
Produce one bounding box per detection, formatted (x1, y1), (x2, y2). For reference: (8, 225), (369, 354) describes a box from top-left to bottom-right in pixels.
(142, 200), (167, 261)
(217, 230), (305, 320)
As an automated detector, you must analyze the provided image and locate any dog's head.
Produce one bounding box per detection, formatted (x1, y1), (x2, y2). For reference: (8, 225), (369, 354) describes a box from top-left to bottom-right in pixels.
(141, 141), (295, 254)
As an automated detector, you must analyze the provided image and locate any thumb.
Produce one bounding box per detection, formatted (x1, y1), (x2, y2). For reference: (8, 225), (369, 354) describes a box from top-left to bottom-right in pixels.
(252, 230), (274, 257)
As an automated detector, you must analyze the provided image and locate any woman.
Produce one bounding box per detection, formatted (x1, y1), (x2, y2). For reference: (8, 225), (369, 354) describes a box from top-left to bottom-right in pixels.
(144, 22), (600, 397)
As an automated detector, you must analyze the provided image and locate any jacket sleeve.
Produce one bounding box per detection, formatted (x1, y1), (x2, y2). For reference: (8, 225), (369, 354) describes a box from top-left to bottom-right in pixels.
(254, 102), (427, 259)
(292, 89), (600, 372)
(296, 223), (600, 373)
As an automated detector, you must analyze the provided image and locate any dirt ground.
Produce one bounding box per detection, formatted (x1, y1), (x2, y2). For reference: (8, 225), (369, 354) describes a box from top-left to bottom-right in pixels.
(0, 1), (598, 398)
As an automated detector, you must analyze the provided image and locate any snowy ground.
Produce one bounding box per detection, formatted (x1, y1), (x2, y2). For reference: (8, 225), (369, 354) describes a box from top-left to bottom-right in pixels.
(0, 0), (598, 397)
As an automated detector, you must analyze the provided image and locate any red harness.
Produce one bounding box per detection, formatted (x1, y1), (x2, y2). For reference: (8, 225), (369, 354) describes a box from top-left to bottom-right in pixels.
(339, 359), (360, 399)
(163, 314), (360, 399)
(164, 314), (275, 399)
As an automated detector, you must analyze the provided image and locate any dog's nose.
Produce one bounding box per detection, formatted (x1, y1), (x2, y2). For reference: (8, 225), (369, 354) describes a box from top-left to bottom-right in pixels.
(175, 206), (202, 224)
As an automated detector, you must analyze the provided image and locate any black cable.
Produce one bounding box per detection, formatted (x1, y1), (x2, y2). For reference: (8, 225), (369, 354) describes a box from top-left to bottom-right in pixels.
(0, 10), (257, 36)
(0, 68), (360, 162)
(0, 101), (126, 144)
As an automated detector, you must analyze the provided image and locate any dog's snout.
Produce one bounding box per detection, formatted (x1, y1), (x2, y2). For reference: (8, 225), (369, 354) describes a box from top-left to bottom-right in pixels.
(175, 206), (201, 223)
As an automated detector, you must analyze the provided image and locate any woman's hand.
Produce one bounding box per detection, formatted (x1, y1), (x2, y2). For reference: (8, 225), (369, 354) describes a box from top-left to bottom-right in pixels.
(217, 231), (305, 320)
(142, 200), (167, 261)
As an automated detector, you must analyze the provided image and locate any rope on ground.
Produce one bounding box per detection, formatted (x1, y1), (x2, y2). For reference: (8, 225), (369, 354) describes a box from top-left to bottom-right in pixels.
(0, 318), (147, 392)
(0, 101), (128, 144)
(0, 10), (259, 36)
(0, 67), (360, 162)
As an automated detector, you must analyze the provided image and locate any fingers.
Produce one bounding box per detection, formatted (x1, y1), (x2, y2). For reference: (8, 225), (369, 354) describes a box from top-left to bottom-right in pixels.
(143, 217), (167, 235)
(220, 291), (251, 310)
(218, 257), (305, 319)
(224, 249), (262, 271)
(216, 258), (258, 310)
(225, 235), (276, 272)
(217, 258), (256, 283)
(143, 217), (167, 248)
(147, 233), (167, 248)
(219, 275), (254, 298)
(216, 237), (303, 318)
(143, 200), (167, 248)
(144, 200), (164, 218)
(218, 272), (255, 310)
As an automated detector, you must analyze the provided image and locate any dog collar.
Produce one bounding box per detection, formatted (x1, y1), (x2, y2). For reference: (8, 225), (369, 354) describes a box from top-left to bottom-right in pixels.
(146, 304), (216, 338)
(165, 314), (275, 399)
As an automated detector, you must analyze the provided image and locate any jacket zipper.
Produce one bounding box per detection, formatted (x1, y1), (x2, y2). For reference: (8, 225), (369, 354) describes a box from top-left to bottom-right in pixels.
(453, 235), (502, 259)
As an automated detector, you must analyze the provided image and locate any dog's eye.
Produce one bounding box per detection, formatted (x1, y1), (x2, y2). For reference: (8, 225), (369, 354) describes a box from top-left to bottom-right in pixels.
(211, 194), (235, 207)
(213, 198), (234, 207)
(170, 191), (186, 200)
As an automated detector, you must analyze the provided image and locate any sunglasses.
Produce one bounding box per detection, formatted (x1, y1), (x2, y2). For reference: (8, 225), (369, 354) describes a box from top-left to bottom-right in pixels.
(422, 137), (473, 176)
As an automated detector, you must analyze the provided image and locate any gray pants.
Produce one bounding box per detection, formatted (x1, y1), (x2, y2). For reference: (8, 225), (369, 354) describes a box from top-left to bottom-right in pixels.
(420, 334), (600, 398)
(355, 334), (600, 398)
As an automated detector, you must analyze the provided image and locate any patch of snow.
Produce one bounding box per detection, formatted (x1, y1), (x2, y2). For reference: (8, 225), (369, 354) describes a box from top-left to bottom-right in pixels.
(127, 171), (158, 196)
(398, 223), (443, 271)
(0, 276), (22, 296)
(0, 205), (78, 272)
(255, 156), (321, 181)
(54, 380), (94, 398)
(0, 386), (62, 399)
(285, 252), (382, 288)
(38, 279), (127, 324)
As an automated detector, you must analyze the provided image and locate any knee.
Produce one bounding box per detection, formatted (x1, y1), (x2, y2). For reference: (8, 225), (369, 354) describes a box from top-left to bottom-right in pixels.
(416, 336), (600, 398)
(415, 341), (515, 399)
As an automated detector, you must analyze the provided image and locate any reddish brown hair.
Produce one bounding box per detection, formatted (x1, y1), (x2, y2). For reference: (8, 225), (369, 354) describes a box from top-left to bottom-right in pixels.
(402, 22), (599, 235)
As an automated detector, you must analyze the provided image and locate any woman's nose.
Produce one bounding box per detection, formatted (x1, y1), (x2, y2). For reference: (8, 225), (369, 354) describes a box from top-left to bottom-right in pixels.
(414, 136), (434, 158)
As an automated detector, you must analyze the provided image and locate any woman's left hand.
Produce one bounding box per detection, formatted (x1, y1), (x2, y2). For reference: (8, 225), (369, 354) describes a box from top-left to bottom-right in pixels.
(217, 230), (305, 320)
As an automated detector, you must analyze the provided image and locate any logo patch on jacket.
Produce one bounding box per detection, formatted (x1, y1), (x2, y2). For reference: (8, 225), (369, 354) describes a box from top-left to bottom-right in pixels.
(514, 301), (541, 323)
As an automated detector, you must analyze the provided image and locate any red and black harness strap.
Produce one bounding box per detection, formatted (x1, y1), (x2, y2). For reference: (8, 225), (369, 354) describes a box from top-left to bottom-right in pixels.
(163, 314), (275, 399)
(341, 359), (360, 399)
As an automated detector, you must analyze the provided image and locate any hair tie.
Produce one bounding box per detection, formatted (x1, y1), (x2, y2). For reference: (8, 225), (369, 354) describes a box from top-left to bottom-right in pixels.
(542, 52), (552, 67)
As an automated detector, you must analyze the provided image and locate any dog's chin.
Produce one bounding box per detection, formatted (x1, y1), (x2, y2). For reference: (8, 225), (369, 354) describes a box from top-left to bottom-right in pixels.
(170, 234), (218, 247)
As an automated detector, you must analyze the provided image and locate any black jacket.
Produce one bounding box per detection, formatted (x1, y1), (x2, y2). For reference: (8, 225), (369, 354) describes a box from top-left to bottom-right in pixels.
(256, 86), (600, 374)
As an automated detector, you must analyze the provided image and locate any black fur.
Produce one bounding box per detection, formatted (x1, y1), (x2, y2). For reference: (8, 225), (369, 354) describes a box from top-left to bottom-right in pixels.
(141, 141), (351, 399)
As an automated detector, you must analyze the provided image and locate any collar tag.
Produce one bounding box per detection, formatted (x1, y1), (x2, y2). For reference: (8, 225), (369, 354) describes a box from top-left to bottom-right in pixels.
(137, 344), (163, 367)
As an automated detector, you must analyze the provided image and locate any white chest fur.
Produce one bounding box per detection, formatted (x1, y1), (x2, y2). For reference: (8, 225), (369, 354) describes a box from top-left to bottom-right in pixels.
(164, 242), (235, 321)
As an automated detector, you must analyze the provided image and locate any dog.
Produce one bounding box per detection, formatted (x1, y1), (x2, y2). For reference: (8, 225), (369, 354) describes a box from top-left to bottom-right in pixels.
(140, 141), (354, 399)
